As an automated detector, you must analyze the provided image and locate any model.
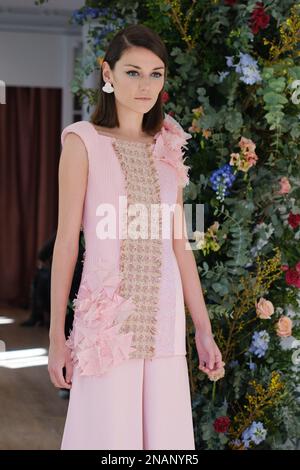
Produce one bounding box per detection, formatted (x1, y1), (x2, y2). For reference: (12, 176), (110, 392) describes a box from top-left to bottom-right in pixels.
(48, 23), (223, 450)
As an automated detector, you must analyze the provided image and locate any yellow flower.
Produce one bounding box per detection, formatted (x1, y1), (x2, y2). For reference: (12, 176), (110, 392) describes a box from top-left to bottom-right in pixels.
(192, 106), (204, 118)
(230, 152), (241, 166)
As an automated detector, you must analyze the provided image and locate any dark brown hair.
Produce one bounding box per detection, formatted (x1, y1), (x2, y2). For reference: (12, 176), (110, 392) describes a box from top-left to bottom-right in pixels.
(90, 24), (168, 136)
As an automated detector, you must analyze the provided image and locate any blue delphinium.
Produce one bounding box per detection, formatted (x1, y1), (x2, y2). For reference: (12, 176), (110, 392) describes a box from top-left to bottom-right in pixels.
(218, 70), (230, 83)
(224, 52), (262, 85)
(230, 438), (242, 448)
(237, 53), (262, 85)
(225, 56), (234, 67)
(85, 7), (100, 19)
(93, 36), (102, 47)
(93, 24), (116, 47)
(242, 421), (267, 448)
(248, 360), (257, 371)
(71, 10), (86, 25)
(210, 164), (236, 202)
(249, 330), (270, 358)
(228, 359), (239, 368)
(235, 52), (256, 71)
(72, 7), (107, 25)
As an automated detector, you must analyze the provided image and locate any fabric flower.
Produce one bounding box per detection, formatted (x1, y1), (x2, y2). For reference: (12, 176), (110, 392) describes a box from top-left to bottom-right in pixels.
(66, 257), (136, 376)
(153, 113), (192, 188)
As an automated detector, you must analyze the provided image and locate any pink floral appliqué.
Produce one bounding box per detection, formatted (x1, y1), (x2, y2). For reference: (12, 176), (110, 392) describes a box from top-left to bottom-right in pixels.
(153, 113), (192, 188)
(65, 257), (136, 377)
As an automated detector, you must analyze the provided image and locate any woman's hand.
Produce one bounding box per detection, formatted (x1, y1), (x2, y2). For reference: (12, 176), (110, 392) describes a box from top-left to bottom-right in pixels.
(48, 336), (73, 389)
(195, 329), (223, 374)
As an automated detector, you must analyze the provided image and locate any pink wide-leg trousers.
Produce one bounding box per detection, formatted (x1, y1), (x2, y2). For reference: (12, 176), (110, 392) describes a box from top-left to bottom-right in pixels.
(61, 355), (195, 450)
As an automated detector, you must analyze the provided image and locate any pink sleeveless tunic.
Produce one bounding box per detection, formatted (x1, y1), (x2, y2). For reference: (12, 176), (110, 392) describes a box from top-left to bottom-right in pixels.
(60, 114), (192, 377)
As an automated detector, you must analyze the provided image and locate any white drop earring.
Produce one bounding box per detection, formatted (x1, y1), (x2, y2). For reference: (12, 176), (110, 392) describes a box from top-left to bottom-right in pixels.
(102, 81), (114, 93)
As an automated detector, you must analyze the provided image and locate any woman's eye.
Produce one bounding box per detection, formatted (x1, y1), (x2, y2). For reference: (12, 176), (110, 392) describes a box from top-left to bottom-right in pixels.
(126, 71), (162, 78)
(126, 71), (139, 77)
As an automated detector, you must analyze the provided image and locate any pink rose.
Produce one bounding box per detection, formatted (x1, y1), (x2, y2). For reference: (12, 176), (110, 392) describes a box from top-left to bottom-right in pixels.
(276, 316), (292, 337)
(255, 297), (274, 319)
(278, 177), (291, 195)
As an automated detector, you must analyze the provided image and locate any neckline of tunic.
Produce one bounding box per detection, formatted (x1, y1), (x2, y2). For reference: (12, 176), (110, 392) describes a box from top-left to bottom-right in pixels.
(89, 122), (156, 147)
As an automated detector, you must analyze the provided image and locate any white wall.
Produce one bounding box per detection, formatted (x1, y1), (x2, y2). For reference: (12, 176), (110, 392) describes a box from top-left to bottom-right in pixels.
(0, 3), (83, 128)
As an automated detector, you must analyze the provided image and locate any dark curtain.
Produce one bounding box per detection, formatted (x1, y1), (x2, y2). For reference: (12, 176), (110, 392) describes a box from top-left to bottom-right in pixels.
(0, 86), (62, 307)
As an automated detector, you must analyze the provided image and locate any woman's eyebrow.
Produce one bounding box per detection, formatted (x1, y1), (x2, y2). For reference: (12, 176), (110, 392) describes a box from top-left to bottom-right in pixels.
(123, 64), (164, 70)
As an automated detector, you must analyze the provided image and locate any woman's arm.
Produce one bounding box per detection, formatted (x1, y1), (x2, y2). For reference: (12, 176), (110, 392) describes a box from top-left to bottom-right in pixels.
(173, 186), (212, 334)
(173, 186), (223, 372)
(48, 132), (88, 388)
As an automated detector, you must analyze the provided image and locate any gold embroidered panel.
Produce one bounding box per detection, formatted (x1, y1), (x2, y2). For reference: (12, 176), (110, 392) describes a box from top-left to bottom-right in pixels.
(111, 139), (163, 359)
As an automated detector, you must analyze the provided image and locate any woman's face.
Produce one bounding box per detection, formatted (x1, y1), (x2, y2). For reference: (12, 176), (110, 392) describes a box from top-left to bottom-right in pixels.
(102, 46), (166, 115)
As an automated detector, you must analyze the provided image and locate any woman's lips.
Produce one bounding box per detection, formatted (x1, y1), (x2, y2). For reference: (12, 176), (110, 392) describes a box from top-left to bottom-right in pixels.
(135, 97), (151, 100)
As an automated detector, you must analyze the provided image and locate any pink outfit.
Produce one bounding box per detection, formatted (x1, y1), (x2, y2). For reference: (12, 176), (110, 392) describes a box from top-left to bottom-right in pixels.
(60, 114), (195, 449)
(61, 356), (195, 450)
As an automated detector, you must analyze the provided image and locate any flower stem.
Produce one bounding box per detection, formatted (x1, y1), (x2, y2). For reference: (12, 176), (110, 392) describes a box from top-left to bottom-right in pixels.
(212, 381), (216, 402)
